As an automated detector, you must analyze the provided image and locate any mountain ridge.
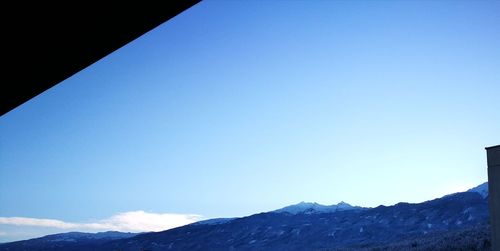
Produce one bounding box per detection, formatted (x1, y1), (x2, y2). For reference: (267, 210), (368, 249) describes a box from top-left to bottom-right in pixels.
(0, 182), (490, 250)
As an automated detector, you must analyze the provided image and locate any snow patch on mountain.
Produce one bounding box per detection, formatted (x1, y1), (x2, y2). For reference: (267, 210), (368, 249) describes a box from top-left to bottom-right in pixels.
(42, 231), (138, 242)
(192, 218), (236, 225)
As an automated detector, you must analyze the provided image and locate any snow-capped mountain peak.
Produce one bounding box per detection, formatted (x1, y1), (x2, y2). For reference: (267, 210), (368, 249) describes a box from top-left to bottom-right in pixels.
(274, 201), (360, 214)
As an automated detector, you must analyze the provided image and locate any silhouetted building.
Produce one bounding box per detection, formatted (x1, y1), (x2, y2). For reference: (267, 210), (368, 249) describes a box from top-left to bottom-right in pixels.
(486, 145), (500, 250)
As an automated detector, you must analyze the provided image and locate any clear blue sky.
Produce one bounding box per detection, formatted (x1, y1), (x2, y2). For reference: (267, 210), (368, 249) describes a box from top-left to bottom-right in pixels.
(1, 0), (499, 242)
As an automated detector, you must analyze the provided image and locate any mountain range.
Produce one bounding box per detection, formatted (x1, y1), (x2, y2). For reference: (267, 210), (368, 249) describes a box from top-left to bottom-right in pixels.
(0, 182), (491, 250)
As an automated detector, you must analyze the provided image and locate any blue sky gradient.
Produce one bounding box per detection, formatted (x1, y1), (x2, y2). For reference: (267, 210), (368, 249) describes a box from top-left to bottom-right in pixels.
(1, 0), (499, 242)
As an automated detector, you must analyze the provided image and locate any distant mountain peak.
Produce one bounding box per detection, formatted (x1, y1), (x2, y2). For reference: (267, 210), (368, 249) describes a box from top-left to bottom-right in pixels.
(337, 201), (352, 207)
(467, 182), (488, 198)
(274, 201), (360, 214)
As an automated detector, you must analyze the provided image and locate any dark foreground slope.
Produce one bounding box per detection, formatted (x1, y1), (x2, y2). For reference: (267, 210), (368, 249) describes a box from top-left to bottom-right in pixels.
(330, 224), (491, 250)
(0, 190), (490, 251)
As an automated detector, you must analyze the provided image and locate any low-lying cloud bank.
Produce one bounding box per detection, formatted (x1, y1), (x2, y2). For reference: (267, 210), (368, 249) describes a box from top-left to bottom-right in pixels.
(0, 210), (203, 233)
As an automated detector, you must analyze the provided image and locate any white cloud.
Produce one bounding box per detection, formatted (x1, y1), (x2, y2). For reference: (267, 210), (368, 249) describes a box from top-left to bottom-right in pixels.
(0, 211), (202, 233)
(86, 211), (203, 232)
(0, 217), (77, 229)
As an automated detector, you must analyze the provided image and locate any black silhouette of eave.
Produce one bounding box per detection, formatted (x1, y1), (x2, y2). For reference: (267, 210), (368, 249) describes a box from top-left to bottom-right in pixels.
(1, 1), (201, 116)
(486, 145), (500, 150)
